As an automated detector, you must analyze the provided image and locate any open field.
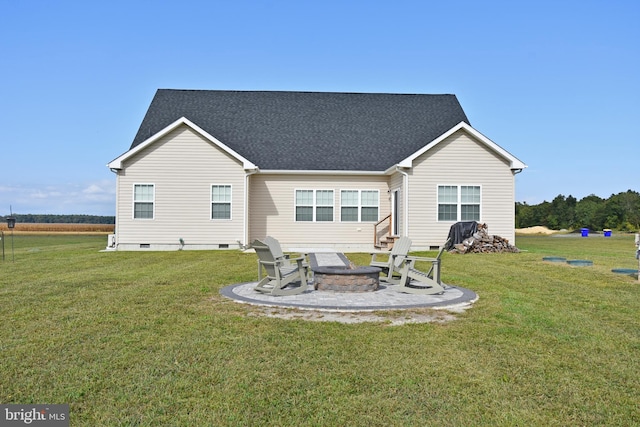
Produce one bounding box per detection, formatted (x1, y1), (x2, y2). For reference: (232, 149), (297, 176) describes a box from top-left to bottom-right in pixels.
(0, 223), (114, 234)
(1, 234), (639, 425)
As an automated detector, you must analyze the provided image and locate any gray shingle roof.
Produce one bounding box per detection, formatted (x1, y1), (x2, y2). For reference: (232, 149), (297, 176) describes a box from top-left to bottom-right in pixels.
(131, 90), (470, 171)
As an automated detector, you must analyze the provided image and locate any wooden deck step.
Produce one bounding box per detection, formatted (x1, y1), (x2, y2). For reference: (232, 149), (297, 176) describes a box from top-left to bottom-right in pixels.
(375, 235), (399, 250)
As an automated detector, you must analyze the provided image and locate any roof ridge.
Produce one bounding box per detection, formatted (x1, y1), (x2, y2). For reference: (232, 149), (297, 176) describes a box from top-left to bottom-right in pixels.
(155, 88), (458, 97)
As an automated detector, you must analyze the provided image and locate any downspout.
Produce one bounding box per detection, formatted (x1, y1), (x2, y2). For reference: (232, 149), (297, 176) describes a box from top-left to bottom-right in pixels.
(512, 168), (523, 243)
(243, 168), (258, 249)
(396, 166), (410, 237)
(109, 168), (120, 250)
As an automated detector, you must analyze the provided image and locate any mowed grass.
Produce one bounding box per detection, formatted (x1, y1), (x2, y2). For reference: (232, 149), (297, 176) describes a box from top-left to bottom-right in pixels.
(1, 234), (639, 425)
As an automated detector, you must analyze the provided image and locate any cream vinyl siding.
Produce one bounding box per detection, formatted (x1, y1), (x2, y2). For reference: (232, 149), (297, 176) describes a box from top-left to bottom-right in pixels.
(115, 125), (245, 249)
(408, 130), (516, 248)
(249, 174), (389, 250)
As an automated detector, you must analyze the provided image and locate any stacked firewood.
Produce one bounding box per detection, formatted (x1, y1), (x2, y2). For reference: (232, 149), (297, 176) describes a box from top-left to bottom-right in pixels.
(449, 223), (520, 254)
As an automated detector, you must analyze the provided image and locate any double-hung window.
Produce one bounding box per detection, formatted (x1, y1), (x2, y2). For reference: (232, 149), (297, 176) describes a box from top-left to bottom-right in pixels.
(438, 185), (481, 221)
(211, 185), (232, 220)
(460, 185), (481, 221)
(341, 190), (379, 222)
(295, 190), (334, 222)
(133, 184), (154, 219)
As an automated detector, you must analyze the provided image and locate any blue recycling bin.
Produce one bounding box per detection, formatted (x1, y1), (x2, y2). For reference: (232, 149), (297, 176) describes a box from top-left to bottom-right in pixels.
(603, 229), (612, 237)
(581, 228), (589, 237)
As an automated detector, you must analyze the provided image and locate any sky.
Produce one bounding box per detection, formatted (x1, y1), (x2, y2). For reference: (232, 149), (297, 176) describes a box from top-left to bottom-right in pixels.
(1, 0), (638, 216)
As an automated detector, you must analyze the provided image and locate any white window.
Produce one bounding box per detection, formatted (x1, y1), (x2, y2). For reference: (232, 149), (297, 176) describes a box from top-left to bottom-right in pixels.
(212, 185), (232, 220)
(460, 185), (481, 221)
(341, 190), (359, 222)
(133, 184), (154, 219)
(438, 185), (481, 221)
(341, 190), (379, 222)
(295, 190), (334, 222)
(295, 190), (313, 221)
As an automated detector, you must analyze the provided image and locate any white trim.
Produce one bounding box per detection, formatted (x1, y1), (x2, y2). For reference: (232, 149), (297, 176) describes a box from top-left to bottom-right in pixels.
(211, 184), (232, 221)
(397, 122), (527, 170)
(133, 183), (155, 220)
(108, 120), (525, 175)
(436, 184), (482, 222)
(339, 189), (380, 223)
(391, 189), (400, 236)
(259, 169), (386, 176)
(294, 189), (335, 222)
(243, 169), (257, 247)
(107, 117), (257, 170)
(396, 168), (409, 236)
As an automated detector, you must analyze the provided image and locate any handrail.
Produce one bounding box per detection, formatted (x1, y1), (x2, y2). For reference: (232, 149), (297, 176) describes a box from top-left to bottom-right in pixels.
(373, 213), (392, 247)
(374, 213), (391, 228)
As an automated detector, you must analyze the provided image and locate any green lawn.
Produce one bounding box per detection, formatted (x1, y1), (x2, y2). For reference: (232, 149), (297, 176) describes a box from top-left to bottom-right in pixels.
(1, 234), (639, 426)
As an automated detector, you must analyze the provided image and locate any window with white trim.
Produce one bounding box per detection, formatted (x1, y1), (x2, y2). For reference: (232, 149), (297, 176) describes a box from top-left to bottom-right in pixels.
(438, 185), (481, 221)
(211, 185), (232, 220)
(341, 190), (379, 222)
(133, 184), (154, 219)
(295, 190), (334, 222)
(460, 185), (481, 221)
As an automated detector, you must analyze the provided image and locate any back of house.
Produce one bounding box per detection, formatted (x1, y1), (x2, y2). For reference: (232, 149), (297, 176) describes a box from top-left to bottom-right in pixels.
(107, 90), (526, 251)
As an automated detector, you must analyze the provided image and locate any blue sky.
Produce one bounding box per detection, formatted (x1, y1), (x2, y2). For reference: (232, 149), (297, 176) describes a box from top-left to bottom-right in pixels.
(1, 0), (638, 216)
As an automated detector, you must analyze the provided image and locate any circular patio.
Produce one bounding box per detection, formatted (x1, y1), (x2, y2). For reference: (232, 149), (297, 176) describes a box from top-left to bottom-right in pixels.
(220, 281), (478, 312)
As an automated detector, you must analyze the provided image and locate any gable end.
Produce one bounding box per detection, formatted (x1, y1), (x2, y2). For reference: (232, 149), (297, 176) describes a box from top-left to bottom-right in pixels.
(397, 122), (527, 171)
(108, 117), (257, 170)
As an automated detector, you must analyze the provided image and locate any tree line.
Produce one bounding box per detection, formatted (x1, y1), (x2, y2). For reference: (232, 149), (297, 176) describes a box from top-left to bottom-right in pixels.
(2, 214), (115, 224)
(516, 190), (640, 232)
(4, 191), (639, 232)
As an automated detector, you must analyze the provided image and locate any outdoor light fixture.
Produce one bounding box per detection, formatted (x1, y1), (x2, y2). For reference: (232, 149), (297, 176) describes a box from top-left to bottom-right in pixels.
(6, 206), (15, 261)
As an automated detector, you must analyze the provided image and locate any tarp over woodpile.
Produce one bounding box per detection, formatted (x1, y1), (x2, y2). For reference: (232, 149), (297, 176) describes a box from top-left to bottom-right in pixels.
(444, 221), (479, 251)
(445, 221), (519, 254)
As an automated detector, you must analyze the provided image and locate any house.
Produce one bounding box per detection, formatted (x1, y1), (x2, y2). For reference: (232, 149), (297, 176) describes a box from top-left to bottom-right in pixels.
(107, 90), (526, 252)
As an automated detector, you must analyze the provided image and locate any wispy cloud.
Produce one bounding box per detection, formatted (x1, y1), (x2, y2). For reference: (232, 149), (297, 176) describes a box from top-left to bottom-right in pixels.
(0, 180), (115, 215)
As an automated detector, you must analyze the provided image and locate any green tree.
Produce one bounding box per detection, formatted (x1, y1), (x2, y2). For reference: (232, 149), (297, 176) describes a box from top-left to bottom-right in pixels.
(574, 194), (604, 230)
(607, 190), (640, 230)
(516, 191), (638, 232)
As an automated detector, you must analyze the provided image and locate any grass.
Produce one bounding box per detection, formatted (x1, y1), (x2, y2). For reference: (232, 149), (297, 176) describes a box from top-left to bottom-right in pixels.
(1, 234), (639, 425)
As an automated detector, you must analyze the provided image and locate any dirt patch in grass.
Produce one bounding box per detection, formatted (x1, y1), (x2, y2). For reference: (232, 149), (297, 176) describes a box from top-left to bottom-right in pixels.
(516, 225), (560, 235)
(246, 305), (467, 325)
(0, 223), (114, 234)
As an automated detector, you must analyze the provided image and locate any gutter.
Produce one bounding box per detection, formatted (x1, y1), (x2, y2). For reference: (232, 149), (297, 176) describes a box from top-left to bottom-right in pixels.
(256, 169), (385, 176)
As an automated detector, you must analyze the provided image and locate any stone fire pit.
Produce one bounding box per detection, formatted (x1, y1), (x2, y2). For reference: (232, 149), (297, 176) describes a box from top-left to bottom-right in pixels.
(308, 252), (381, 293)
(313, 265), (381, 292)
